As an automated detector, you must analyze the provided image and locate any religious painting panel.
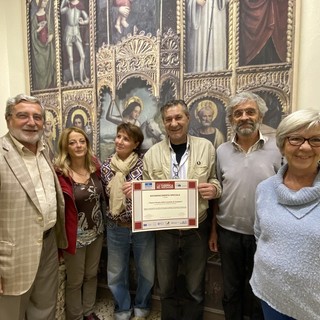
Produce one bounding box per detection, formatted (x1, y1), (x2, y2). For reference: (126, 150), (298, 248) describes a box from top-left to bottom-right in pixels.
(36, 92), (61, 161)
(59, 0), (91, 86)
(44, 108), (60, 161)
(96, 0), (161, 48)
(99, 77), (164, 161)
(238, 0), (289, 66)
(28, 0), (57, 91)
(162, 0), (178, 33)
(188, 96), (227, 149)
(257, 91), (285, 128)
(64, 103), (94, 144)
(184, 0), (230, 73)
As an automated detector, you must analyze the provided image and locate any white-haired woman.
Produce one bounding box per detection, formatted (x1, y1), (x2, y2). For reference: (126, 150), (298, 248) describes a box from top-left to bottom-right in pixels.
(250, 109), (320, 319)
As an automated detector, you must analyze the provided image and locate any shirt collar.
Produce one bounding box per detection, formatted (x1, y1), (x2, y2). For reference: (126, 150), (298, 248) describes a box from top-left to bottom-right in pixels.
(168, 135), (191, 151)
(231, 130), (268, 152)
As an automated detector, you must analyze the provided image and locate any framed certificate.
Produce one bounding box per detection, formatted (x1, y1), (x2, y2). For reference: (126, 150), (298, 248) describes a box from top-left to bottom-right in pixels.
(132, 179), (198, 232)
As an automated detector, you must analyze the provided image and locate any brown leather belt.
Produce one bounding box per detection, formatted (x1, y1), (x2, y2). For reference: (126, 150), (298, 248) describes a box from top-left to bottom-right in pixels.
(115, 220), (132, 228)
(43, 228), (53, 239)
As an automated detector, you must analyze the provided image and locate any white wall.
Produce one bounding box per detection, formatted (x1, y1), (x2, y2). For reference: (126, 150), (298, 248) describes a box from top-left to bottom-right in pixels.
(0, 1), (28, 136)
(0, 0), (319, 137)
(296, 1), (320, 110)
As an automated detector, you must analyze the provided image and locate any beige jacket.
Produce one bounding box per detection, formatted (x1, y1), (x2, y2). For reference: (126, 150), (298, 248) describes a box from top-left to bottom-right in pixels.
(143, 135), (221, 223)
(0, 134), (67, 295)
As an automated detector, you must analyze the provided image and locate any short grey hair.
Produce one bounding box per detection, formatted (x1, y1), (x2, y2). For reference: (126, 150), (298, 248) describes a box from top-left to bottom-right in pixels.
(276, 109), (320, 151)
(226, 92), (268, 125)
(5, 94), (45, 120)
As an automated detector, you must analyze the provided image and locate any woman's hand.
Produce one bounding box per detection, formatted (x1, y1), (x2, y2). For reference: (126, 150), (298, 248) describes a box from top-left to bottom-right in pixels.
(122, 181), (132, 199)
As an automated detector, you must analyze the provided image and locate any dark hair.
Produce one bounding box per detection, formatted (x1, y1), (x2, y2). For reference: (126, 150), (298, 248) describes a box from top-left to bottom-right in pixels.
(117, 122), (144, 154)
(122, 102), (141, 118)
(160, 99), (189, 120)
(73, 114), (85, 126)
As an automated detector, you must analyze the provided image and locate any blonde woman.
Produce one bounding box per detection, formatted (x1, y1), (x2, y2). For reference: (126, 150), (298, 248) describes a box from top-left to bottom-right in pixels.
(55, 127), (104, 320)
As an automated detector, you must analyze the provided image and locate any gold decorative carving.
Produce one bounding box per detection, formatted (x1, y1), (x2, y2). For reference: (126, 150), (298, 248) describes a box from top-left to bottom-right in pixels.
(237, 70), (291, 95)
(184, 75), (232, 103)
(62, 90), (94, 109)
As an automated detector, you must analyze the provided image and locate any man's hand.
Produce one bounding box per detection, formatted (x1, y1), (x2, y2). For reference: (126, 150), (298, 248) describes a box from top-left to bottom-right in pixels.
(198, 182), (217, 200)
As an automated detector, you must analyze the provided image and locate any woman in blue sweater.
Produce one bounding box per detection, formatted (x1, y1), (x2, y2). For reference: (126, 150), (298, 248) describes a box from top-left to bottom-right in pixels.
(250, 109), (320, 320)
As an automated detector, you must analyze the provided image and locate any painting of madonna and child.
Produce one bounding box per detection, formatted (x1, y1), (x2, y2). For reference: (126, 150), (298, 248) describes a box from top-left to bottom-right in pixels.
(99, 85), (282, 160)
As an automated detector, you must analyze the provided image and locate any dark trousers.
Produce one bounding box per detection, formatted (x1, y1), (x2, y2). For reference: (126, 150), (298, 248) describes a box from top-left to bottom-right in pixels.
(156, 219), (210, 320)
(261, 301), (295, 320)
(218, 226), (264, 320)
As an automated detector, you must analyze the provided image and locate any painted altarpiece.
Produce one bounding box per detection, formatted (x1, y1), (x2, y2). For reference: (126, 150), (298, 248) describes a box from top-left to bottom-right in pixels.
(26, 0), (299, 315)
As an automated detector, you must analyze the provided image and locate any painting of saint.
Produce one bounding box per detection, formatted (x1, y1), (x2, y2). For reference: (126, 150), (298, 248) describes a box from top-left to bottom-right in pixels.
(43, 109), (59, 161)
(30, 0), (56, 90)
(186, 0), (228, 73)
(60, 0), (90, 85)
(105, 96), (143, 127)
(67, 107), (93, 142)
(190, 99), (225, 149)
(99, 79), (164, 159)
(96, 0), (160, 46)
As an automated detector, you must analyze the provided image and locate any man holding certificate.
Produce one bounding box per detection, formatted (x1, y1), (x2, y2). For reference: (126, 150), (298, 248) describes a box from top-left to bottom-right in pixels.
(143, 99), (221, 320)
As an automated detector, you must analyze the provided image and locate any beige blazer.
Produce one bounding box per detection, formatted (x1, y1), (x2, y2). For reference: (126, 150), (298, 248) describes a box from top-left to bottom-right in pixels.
(0, 134), (67, 295)
(143, 135), (222, 223)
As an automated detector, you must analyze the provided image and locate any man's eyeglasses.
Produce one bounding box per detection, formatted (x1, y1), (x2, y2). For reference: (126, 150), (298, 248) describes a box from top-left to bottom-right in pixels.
(10, 112), (43, 122)
(287, 136), (320, 147)
(232, 108), (257, 119)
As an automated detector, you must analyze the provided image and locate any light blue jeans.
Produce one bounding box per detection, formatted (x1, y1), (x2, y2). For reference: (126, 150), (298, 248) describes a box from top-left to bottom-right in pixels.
(107, 220), (155, 320)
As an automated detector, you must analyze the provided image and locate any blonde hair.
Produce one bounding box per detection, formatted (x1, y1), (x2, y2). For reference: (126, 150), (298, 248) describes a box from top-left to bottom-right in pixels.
(55, 127), (97, 177)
